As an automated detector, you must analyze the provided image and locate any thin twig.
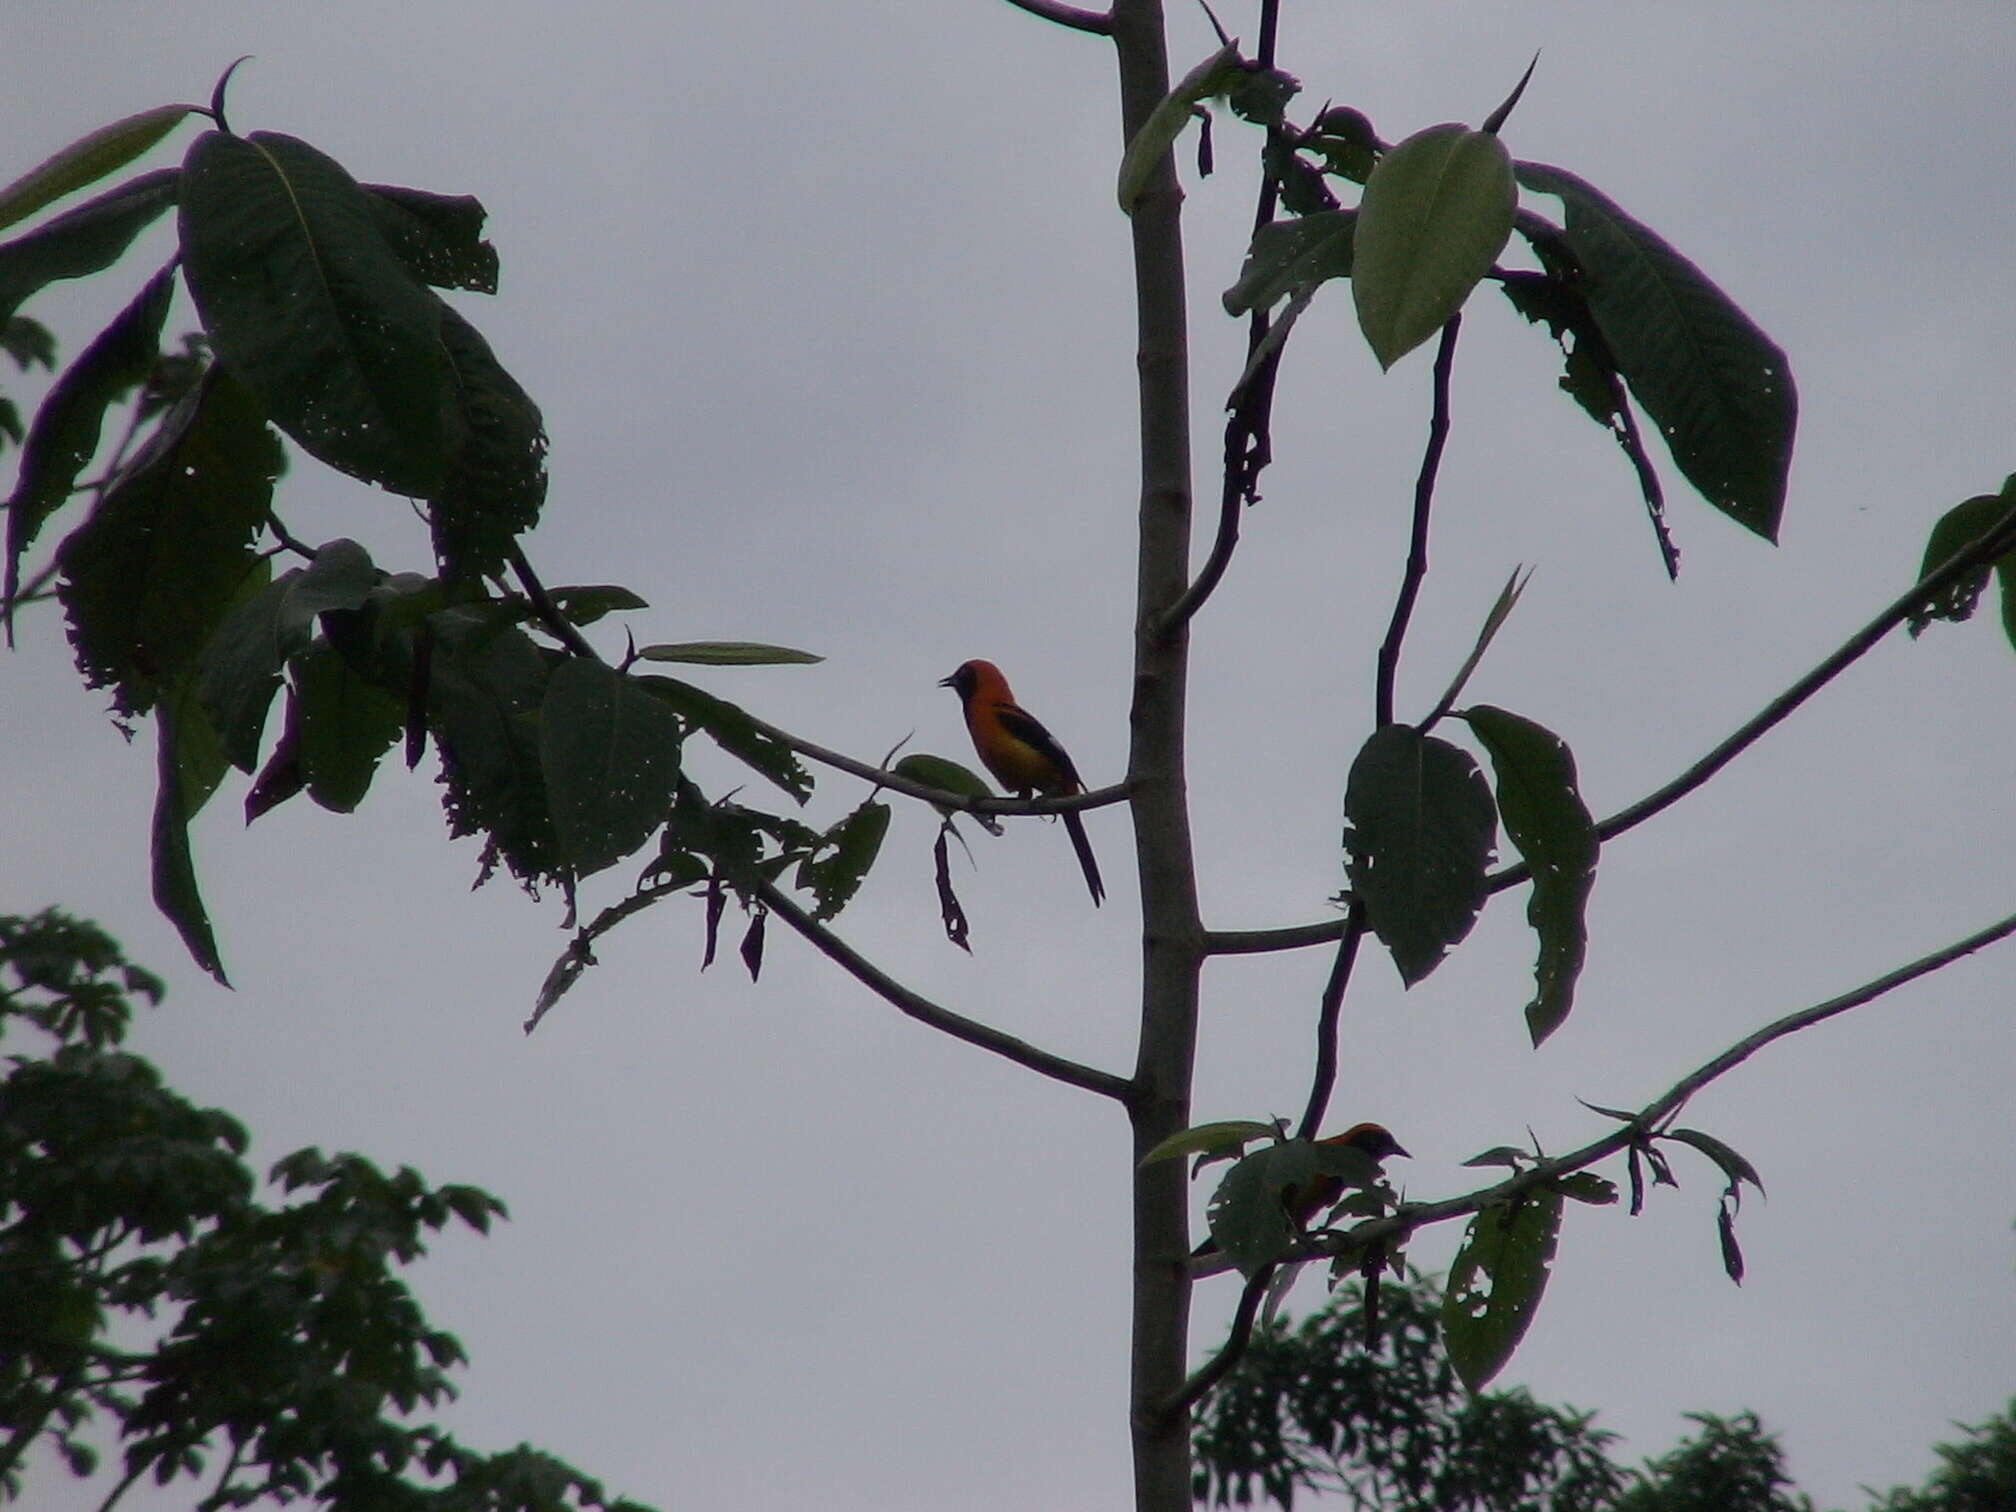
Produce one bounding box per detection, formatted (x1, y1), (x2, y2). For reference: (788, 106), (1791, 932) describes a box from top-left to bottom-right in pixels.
(1374, 315), (1461, 729)
(1204, 499), (2016, 955)
(1154, 0), (1291, 641)
(755, 879), (1134, 1101)
(1295, 905), (1366, 1140)
(1160, 1265), (1271, 1422)
(507, 544), (601, 662)
(998, 0), (1113, 34)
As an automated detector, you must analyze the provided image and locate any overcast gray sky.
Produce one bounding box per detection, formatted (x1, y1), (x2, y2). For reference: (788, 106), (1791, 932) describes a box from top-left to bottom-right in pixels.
(5, 4), (2016, 1509)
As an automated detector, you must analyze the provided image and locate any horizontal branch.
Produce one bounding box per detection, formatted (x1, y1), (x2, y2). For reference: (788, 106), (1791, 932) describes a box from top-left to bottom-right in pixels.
(1204, 502), (2016, 955)
(740, 709), (1129, 817)
(998, 0), (1113, 34)
(1194, 906), (2016, 1282)
(756, 880), (1134, 1101)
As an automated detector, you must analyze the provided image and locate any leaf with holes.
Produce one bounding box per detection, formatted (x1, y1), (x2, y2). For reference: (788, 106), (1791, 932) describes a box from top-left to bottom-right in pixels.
(1344, 725), (1496, 986)
(1461, 705), (1597, 1045)
(1441, 1188), (1562, 1391)
(179, 130), (456, 496)
(540, 659), (685, 878)
(1516, 161), (1795, 541)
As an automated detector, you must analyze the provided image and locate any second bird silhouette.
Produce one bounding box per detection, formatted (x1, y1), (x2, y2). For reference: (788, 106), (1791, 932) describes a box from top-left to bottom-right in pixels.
(940, 659), (1104, 906)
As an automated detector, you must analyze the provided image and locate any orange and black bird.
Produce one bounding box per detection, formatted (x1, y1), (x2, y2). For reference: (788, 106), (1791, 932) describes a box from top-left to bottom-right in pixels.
(1194, 1123), (1409, 1258)
(940, 658), (1104, 906)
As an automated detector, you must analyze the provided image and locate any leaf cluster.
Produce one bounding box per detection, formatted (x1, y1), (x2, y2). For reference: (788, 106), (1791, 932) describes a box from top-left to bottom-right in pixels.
(0, 908), (650, 1510)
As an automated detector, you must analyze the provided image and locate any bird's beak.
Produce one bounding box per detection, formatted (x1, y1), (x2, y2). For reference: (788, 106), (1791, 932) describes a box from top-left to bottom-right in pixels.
(936, 674), (955, 688)
(1390, 1140), (1412, 1159)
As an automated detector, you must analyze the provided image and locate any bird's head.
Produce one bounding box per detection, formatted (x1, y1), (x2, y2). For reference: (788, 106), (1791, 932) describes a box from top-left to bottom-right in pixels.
(1327, 1123), (1410, 1164)
(939, 659), (1001, 700)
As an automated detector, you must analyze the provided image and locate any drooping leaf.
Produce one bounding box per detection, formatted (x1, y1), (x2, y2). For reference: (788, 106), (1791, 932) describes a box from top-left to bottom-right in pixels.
(1353, 124), (1514, 368)
(6, 263), (175, 636)
(1117, 41), (1245, 214)
(0, 169), (181, 328)
(1460, 705), (1598, 1045)
(1344, 725), (1497, 986)
(56, 367), (283, 716)
(191, 559), (289, 773)
(932, 827), (971, 952)
(1550, 1172), (1617, 1206)
(1515, 160), (1796, 541)
(361, 184), (499, 294)
(1498, 269), (1680, 577)
(245, 698), (306, 824)
(540, 658), (685, 878)
(294, 641), (403, 812)
(1907, 487), (2016, 636)
(151, 677), (229, 985)
(796, 798), (889, 921)
(636, 640), (824, 667)
(1222, 211), (1357, 317)
(636, 674), (812, 802)
(1665, 1127), (1766, 1197)
(428, 299), (546, 579)
(1440, 1188), (1563, 1392)
(179, 130), (457, 497)
(0, 105), (194, 235)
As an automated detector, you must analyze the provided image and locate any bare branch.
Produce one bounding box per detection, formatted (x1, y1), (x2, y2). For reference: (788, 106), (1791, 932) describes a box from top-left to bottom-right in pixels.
(508, 545), (602, 662)
(1160, 1266), (1270, 1422)
(1294, 906), (1366, 1139)
(998, 0), (1113, 34)
(755, 879), (1134, 1101)
(1375, 315), (1461, 729)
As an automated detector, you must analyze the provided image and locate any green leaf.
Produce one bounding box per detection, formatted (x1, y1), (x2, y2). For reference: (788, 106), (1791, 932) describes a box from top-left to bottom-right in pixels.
(891, 753), (993, 802)
(1206, 1140), (1321, 1275)
(1460, 706), (1598, 1045)
(194, 561), (290, 772)
(1907, 489), (2016, 635)
(361, 184), (499, 294)
(636, 640), (824, 667)
(424, 608), (565, 887)
(1344, 725), (1497, 986)
(1426, 565), (1531, 723)
(151, 677), (229, 985)
(1117, 41), (1244, 214)
(796, 798), (890, 921)
(1550, 1171), (1617, 1206)
(637, 675), (813, 802)
(294, 642), (403, 812)
(0, 105), (194, 235)
(1665, 1127), (1766, 1196)
(0, 169), (181, 329)
(1223, 211), (1357, 317)
(547, 585), (648, 627)
(540, 659), (685, 878)
(429, 298), (546, 579)
(179, 130), (457, 496)
(1515, 160), (1796, 541)
(1353, 124), (1514, 368)
(1440, 1188), (1563, 1392)
(5, 263), (175, 636)
(56, 367), (283, 716)
(1138, 1119), (1278, 1168)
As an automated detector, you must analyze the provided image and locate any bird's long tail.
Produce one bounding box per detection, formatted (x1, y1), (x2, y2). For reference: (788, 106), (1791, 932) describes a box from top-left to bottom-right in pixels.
(1063, 811), (1104, 906)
